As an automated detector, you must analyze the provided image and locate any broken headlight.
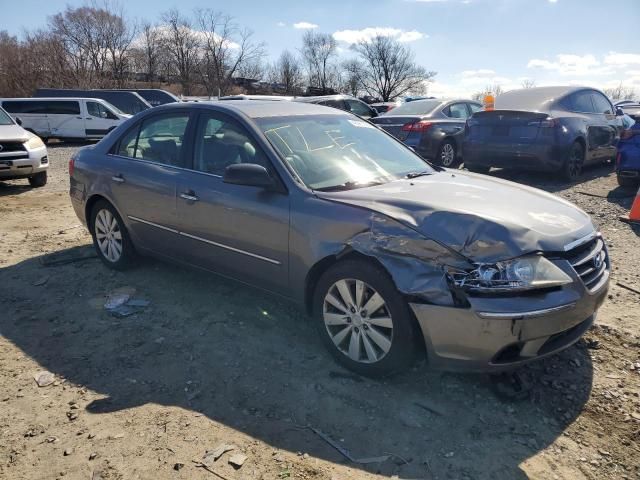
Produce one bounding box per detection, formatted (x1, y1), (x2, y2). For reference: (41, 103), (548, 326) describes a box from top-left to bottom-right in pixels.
(451, 255), (572, 293)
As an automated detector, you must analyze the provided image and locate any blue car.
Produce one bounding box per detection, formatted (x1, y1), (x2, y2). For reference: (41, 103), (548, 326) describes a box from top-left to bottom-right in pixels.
(616, 109), (640, 187)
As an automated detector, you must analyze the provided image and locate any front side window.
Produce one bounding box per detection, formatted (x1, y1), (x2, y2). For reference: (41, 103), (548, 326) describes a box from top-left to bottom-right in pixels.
(591, 93), (613, 115)
(346, 99), (373, 117)
(446, 103), (470, 119)
(87, 102), (118, 120)
(258, 114), (433, 191)
(193, 113), (269, 176)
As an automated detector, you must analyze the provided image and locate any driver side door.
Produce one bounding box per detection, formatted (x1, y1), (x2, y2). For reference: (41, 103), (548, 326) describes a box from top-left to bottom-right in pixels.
(176, 111), (291, 294)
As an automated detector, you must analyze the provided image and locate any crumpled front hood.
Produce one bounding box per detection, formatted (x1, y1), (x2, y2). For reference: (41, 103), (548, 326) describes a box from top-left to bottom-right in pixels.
(0, 124), (29, 142)
(317, 170), (595, 262)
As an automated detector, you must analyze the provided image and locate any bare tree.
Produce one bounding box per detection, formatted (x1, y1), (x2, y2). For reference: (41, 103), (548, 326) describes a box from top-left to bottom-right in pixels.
(269, 50), (304, 94)
(521, 78), (536, 89)
(353, 35), (435, 101)
(161, 9), (199, 94)
(471, 84), (505, 101)
(133, 22), (163, 84)
(300, 31), (338, 92)
(341, 59), (363, 97)
(603, 83), (637, 101)
(195, 8), (265, 97)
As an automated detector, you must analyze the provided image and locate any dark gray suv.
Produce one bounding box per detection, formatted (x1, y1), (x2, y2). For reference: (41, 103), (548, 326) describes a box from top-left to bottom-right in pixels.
(69, 101), (609, 377)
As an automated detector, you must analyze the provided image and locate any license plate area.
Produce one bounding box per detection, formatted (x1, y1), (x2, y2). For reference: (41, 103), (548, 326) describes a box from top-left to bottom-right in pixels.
(493, 126), (510, 136)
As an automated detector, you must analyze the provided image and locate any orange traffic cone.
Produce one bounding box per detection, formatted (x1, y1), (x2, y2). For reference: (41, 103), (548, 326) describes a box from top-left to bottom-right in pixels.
(621, 186), (640, 224)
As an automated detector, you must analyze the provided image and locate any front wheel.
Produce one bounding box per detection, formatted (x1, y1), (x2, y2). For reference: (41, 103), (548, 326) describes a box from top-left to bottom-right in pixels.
(437, 139), (458, 167)
(313, 260), (419, 377)
(28, 171), (47, 187)
(90, 200), (136, 270)
(562, 141), (585, 181)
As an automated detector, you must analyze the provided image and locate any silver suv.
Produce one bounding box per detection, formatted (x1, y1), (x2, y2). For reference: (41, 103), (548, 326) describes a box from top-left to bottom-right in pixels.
(0, 107), (48, 187)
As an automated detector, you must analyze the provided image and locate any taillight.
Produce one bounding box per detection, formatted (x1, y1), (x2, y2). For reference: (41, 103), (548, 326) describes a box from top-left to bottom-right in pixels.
(528, 117), (556, 128)
(402, 121), (432, 133)
(69, 156), (75, 176)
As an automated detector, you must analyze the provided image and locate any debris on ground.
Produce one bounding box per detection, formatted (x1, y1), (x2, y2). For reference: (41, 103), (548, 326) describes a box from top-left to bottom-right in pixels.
(33, 371), (55, 387)
(103, 290), (150, 317)
(202, 444), (236, 466)
(228, 453), (247, 469)
(300, 426), (391, 464)
(32, 275), (49, 286)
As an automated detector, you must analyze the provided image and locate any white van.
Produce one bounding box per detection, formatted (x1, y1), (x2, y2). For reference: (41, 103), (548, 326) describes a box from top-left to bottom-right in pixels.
(0, 98), (131, 142)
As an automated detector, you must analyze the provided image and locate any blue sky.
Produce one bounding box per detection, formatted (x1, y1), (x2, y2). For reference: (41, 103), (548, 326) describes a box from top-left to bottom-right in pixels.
(3, 0), (640, 97)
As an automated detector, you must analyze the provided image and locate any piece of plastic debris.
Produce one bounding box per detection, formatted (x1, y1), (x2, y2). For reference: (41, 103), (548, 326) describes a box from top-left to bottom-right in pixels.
(202, 444), (236, 466)
(301, 426), (390, 464)
(228, 453), (247, 468)
(104, 293), (130, 310)
(33, 276), (49, 286)
(108, 305), (136, 318)
(33, 371), (55, 387)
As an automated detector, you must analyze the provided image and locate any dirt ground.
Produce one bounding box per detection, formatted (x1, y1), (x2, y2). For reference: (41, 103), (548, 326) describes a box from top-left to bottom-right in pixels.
(0, 144), (639, 480)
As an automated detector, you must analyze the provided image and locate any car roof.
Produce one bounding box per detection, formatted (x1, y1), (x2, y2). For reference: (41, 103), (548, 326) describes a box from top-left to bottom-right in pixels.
(158, 99), (349, 119)
(296, 94), (355, 103)
(219, 95), (294, 101)
(495, 86), (604, 111)
(0, 97), (109, 103)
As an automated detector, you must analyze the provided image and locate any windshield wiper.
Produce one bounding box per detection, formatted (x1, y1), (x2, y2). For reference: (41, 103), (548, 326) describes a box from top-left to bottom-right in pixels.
(314, 180), (384, 192)
(405, 170), (434, 179)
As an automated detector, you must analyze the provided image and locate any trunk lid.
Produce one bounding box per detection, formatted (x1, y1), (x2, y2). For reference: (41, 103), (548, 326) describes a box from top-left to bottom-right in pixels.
(467, 110), (551, 144)
(371, 115), (424, 140)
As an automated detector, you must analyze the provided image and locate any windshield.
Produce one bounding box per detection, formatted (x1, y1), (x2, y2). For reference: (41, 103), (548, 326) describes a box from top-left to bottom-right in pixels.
(383, 99), (442, 116)
(0, 107), (14, 125)
(257, 114), (434, 190)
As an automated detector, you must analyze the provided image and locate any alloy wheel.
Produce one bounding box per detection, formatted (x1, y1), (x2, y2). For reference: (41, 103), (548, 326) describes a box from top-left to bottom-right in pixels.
(323, 279), (394, 363)
(94, 209), (123, 263)
(440, 142), (455, 166)
(567, 144), (584, 179)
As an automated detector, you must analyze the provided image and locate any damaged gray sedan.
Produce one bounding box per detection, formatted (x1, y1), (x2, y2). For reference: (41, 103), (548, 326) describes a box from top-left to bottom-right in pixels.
(69, 101), (610, 377)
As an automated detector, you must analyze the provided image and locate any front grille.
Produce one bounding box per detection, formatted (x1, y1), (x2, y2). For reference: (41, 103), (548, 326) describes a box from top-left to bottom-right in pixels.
(0, 142), (27, 153)
(565, 235), (609, 292)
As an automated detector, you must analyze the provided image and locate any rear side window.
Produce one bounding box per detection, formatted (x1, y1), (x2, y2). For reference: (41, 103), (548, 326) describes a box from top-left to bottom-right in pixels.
(2, 100), (49, 114)
(117, 126), (139, 158)
(566, 91), (595, 113)
(135, 114), (189, 166)
(318, 99), (346, 110)
(445, 103), (470, 119)
(346, 99), (373, 117)
(47, 101), (80, 115)
(591, 93), (613, 115)
(469, 103), (483, 113)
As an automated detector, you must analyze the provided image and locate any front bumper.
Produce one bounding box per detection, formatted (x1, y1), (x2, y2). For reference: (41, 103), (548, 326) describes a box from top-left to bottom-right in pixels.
(410, 264), (609, 372)
(0, 146), (48, 179)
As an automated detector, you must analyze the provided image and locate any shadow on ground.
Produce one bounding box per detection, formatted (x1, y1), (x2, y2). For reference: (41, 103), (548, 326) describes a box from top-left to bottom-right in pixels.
(0, 246), (595, 478)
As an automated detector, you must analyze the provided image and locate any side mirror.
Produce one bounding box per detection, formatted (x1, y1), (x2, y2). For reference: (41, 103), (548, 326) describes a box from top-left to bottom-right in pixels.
(223, 163), (274, 188)
(369, 108), (378, 118)
(616, 107), (625, 116)
(15, 117), (22, 126)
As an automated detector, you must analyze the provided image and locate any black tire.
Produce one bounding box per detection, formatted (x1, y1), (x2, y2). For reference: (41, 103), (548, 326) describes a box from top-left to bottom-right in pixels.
(313, 259), (419, 377)
(465, 164), (490, 174)
(28, 171), (47, 187)
(90, 200), (136, 270)
(562, 141), (585, 182)
(436, 139), (459, 167)
(617, 175), (638, 188)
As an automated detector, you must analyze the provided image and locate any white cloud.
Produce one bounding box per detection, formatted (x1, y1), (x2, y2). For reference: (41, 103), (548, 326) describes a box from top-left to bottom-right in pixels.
(527, 54), (614, 76)
(604, 52), (640, 66)
(276, 22), (286, 27)
(407, 0), (449, 2)
(333, 27), (426, 44)
(548, 0), (558, 3)
(461, 69), (495, 78)
(293, 21), (318, 29)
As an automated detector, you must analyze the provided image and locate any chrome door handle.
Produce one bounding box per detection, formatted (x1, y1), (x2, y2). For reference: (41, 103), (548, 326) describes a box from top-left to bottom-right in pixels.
(111, 175), (125, 183)
(180, 192), (199, 202)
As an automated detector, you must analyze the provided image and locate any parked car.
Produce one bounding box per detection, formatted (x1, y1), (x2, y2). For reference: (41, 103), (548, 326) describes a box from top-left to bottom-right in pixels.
(616, 110), (640, 187)
(371, 98), (482, 167)
(295, 95), (378, 120)
(0, 98), (130, 142)
(219, 95), (294, 101)
(109, 89), (179, 107)
(69, 100), (609, 376)
(0, 106), (48, 187)
(404, 96), (435, 103)
(615, 100), (639, 107)
(35, 88), (151, 115)
(371, 102), (399, 114)
(463, 86), (625, 180)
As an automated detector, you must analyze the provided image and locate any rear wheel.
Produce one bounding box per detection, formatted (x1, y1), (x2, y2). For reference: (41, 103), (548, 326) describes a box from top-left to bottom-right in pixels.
(562, 141), (585, 181)
(28, 171), (47, 187)
(466, 164), (490, 174)
(437, 139), (458, 167)
(90, 200), (136, 270)
(313, 260), (419, 377)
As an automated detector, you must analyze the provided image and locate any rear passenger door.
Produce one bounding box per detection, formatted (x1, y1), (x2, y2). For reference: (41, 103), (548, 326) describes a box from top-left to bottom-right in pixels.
(176, 111), (290, 294)
(106, 111), (192, 256)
